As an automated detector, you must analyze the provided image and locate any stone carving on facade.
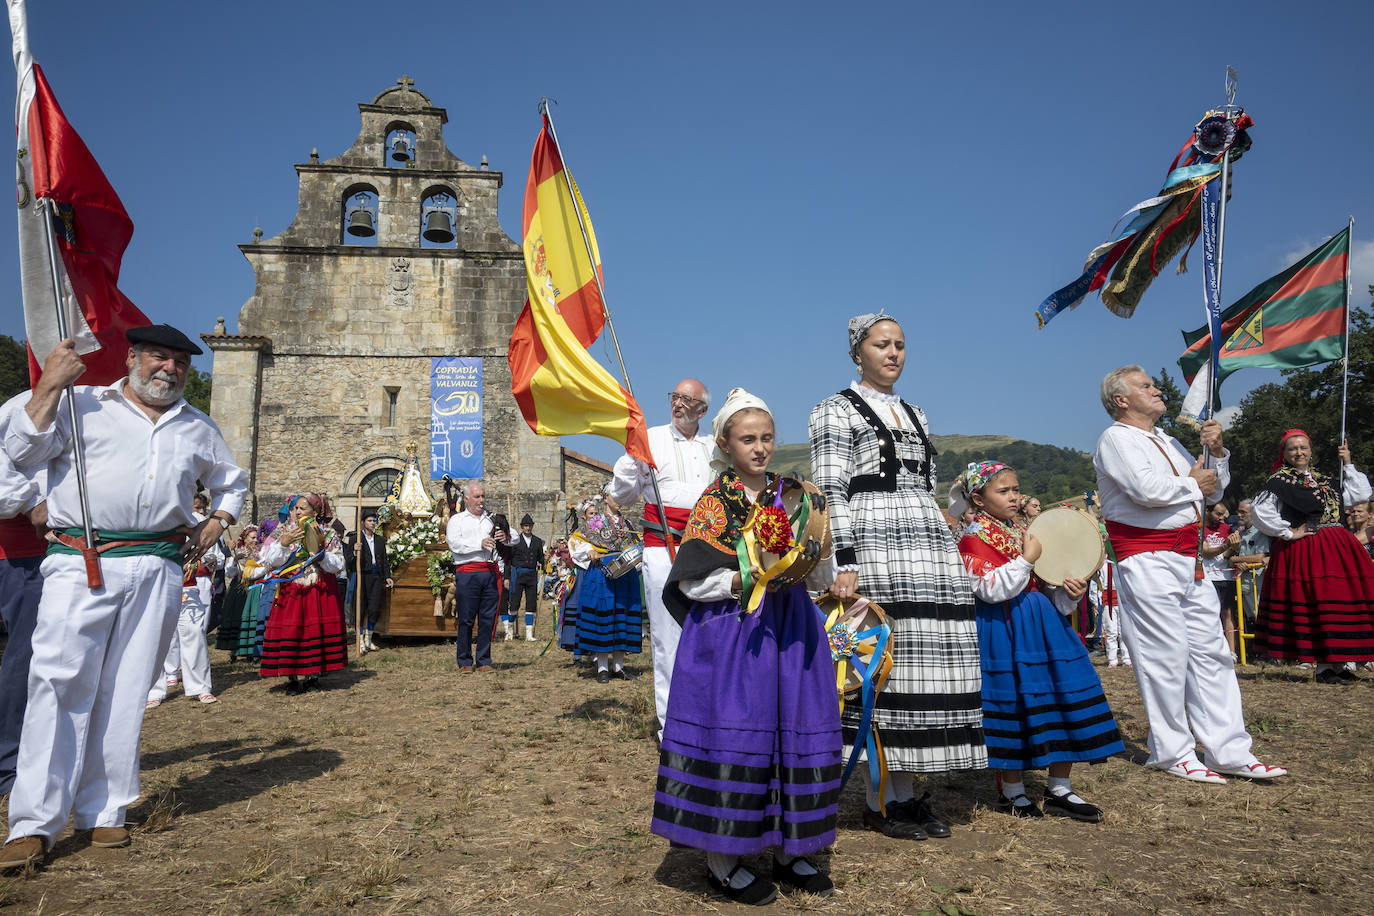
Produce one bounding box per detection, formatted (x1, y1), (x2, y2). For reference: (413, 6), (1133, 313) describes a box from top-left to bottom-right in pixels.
(388, 257), (413, 308)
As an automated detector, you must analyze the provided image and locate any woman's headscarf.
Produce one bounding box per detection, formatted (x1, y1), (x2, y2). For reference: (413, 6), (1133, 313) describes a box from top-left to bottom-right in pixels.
(848, 311), (897, 362)
(708, 388), (772, 474)
(947, 460), (1010, 518)
(1271, 428), (1311, 473)
(235, 525), (260, 549)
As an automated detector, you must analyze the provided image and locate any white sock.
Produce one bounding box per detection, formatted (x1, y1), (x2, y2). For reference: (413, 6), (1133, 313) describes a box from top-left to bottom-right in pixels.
(1001, 779), (1033, 806)
(595, 653), (609, 673)
(888, 772), (915, 804)
(1047, 776), (1084, 805)
(706, 852), (751, 887)
(775, 852), (817, 875)
(611, 650), (625, 672)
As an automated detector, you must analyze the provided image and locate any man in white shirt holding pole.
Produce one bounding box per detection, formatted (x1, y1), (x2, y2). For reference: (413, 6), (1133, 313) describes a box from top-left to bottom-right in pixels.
(606, 379), (713, 739)
(1, 328), (248, 870)
(1093, 365), (1284, 785)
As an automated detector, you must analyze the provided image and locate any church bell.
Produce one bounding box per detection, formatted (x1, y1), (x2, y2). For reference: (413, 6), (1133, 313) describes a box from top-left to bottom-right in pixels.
(390, 136), (412, 163)
(346, 206), (375, 237)
(422, 210), (454, 243)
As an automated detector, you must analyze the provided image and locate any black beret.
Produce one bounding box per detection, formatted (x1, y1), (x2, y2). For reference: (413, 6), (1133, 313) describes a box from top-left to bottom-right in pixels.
(520, 514), (534, 526)
(125, 324), (203, 355)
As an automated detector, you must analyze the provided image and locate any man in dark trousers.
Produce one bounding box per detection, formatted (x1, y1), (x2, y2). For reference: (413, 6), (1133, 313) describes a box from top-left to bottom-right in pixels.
(345, 511), (392, 652)
(506, 514), (544, 641)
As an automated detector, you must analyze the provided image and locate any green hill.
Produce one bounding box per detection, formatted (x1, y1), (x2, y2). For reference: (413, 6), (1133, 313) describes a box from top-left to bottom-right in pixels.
(770, 435), (1096, 507)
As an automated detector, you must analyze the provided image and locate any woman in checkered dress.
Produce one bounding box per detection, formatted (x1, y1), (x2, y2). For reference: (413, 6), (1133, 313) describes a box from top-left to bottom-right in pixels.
(808, 313), (985, 841)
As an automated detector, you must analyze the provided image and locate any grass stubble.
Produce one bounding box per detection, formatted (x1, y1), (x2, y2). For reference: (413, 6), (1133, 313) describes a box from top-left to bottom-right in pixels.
(1, 611), (1370, 915)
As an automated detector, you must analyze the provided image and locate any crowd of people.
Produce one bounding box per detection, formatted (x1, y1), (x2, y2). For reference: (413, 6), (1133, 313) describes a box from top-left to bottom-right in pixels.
(0, 317), (1370, 905)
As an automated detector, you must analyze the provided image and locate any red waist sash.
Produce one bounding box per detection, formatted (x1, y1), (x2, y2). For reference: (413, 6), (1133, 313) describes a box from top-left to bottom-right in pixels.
(1104, 519), (1200, 562)
(456, 561), (498, 575)
(642, 504), (691, 549)
(0, 515), (47, 559)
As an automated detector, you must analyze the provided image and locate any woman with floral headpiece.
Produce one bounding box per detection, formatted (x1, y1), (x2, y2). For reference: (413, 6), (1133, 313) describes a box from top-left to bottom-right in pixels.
(808, 313), (984, 842)
(1250, 431), (1374, 683)
(951, 461), (1123, 821)
(259, 494), (348, 694)
(652, 389), (839, 905)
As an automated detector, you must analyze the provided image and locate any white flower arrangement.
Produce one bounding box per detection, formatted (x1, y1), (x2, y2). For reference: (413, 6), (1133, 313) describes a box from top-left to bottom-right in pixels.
(386, 517), (442, 567)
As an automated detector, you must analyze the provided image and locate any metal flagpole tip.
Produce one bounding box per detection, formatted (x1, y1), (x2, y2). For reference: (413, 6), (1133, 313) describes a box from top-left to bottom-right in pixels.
(1225, 66), (1238, 108)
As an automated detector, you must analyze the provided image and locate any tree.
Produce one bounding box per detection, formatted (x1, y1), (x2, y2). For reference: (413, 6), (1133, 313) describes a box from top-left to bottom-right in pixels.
(184, 365), (212, 414)
(1154, 366), (1200, 458)
(0, 335), (28, 402)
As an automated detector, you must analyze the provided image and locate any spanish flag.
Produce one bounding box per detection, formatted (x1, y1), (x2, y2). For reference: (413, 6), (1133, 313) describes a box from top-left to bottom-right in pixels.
(508, 114), (654, 467)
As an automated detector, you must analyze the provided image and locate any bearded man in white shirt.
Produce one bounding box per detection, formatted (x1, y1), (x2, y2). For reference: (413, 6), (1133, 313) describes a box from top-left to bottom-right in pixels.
(606, 379), (714, 739)
(1, 328), (248, 871)
(1093, 365), (1285, 785)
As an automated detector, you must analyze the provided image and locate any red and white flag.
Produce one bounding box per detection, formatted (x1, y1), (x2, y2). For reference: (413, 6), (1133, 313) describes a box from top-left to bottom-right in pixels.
(10, 0), (148, 386)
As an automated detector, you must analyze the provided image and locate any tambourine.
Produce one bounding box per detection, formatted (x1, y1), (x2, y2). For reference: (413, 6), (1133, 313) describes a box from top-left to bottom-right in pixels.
(738, 477), (831, 612)
(1026, 506), (1105, 586)
(603, 542), (643, 580)
(813, 594), (893, 704)
(812, 592), (892, 809)
(302, 518), (323, 556)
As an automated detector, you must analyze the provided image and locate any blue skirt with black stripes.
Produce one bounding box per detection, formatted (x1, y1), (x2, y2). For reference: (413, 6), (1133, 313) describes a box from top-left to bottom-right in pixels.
(976, 590), (1123, 770)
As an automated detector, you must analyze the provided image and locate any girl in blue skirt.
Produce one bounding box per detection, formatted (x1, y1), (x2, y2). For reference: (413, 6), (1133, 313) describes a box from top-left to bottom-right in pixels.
(949, 461), (1123, 822)
(651, 389), (840, 905)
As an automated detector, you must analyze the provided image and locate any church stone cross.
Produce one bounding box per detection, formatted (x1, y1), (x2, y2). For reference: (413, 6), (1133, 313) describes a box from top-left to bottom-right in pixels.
(397, 74), (415, 90)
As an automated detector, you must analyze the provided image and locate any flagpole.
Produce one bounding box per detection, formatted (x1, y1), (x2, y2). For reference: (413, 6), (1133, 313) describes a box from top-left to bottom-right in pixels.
(1197, 67), (1239, 579)
(1338, 215), (1354, 506)
(38, 196), (103, 588)
(540, 99), (678, 559)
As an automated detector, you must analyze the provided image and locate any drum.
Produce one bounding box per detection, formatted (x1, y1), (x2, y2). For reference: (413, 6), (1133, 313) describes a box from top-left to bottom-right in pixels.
(1026, 506), (1105, 586)
(813, 594), (893, 701)
(603, 542), (643, 579)
(739, 477), (831, 610)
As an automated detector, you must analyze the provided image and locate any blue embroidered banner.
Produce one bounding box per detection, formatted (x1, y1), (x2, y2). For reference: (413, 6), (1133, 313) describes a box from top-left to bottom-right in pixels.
(1198, 177), (1223, 418)
(430, 357), (483, 479)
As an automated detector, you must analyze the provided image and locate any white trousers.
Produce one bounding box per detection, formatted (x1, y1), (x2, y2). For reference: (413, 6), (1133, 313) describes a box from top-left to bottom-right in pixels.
(1101, 602), (1131, 665)
(8, 554), (180, 842)
(642, 545), (681, 737)
(1114, 550), (1255, 770)
(148, 589), (212, 701)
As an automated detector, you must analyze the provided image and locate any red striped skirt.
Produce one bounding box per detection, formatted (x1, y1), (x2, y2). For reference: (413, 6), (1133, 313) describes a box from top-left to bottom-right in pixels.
(1257, 526), (1374, 662)
(261, 577), (349, 677)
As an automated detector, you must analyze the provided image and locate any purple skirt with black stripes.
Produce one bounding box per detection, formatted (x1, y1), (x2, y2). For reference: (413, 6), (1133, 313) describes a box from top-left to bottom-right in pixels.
(650, 584), (842, 856)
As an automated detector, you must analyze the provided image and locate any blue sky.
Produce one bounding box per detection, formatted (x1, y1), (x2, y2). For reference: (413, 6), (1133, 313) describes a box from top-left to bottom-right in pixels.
(5, 0), (1372, 466)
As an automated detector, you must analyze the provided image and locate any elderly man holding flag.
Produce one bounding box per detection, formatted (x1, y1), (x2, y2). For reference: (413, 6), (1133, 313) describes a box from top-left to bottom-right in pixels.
(1, 330), (247, 870)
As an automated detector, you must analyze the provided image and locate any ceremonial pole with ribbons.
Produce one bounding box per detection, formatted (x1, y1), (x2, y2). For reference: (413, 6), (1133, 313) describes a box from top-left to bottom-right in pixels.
(1338, 214), (1355, 503)
(535, 98), (676, 560)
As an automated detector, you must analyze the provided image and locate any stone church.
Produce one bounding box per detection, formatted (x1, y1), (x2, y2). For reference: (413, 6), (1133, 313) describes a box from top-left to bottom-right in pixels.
(203, 77), (611, 529)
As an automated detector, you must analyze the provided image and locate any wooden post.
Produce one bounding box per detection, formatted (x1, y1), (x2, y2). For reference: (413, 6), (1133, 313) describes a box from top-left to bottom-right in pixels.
(355, 485), (364, 655)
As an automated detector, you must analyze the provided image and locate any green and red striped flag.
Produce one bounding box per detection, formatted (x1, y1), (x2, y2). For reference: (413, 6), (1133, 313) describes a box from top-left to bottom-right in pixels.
(1177, 227), (1349, 418)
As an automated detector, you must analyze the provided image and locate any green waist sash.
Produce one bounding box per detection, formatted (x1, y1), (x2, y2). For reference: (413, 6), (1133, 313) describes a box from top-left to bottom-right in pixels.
(47, 527), (185, 561)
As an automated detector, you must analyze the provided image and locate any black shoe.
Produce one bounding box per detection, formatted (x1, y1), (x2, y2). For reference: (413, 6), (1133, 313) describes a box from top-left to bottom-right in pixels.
(995, 793), (1044, 818)
(1338, 666), (1359, 681)
(1314, 668), (1348, 685)
(862, 805), (928, 840)
(303, 676), (321, 691)
(773, 857), (833, 896)
(893, 792), (951, 839)
(612, 667), (637, 680)
(284, 680), (305, 696)
(706, 864), (778, 906)
(1043, 791), (1103, 823)
(596, 670), (611, 684)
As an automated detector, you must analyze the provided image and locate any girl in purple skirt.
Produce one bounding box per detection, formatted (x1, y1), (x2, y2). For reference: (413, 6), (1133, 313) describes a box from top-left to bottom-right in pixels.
(651, 389), (840, 905)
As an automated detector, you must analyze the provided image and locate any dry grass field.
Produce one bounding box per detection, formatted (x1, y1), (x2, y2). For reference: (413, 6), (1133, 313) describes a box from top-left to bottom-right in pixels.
(2, 611), (1371, 915)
